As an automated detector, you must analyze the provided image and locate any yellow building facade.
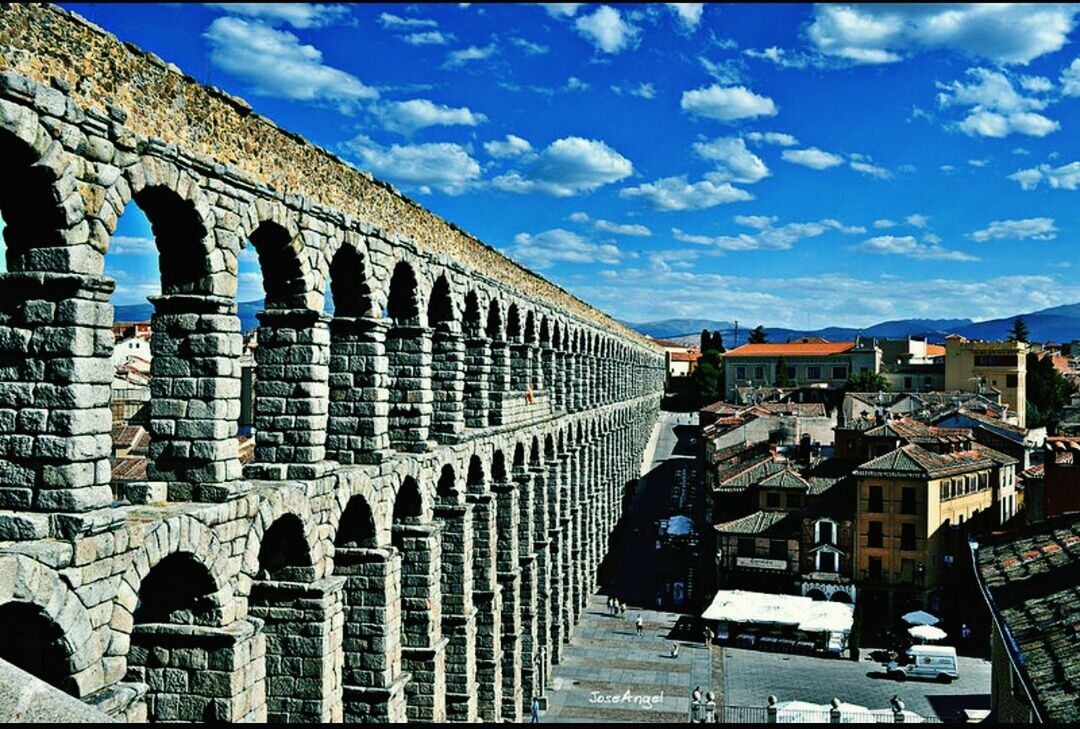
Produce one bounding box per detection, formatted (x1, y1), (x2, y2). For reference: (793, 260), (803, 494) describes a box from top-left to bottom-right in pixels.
(944, 337), (1027, 427)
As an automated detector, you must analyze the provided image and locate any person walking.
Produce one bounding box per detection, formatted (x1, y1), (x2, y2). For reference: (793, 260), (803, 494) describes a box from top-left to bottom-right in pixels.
(703, 626), (713, 648)
(636, 615), (644, 637)
(531, 697), (540, 723)
(607, 596), (613, 615)
(613, 598), (620, 617)
(620, 602), (627, 619)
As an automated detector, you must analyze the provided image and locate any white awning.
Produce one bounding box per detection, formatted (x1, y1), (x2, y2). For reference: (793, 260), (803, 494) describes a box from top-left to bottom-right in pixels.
(701, 589), (853, 634)
(667, 515), (693, 536)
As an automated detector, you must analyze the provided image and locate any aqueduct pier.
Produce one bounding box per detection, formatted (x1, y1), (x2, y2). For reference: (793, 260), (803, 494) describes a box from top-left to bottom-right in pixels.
(0, 4), (665, 723)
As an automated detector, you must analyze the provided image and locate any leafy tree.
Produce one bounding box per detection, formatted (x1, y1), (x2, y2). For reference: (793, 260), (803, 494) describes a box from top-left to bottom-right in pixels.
(1026, 351), (1078, 428)
(711, 330), (725, 353)
(774, 356), (794, 387)
(748, 325), (768, 344)
(701, 329), (711, 351)
(845, 371), (892, 393)
(1009, 317), (1030, 343)
(691, 347), (725, 406)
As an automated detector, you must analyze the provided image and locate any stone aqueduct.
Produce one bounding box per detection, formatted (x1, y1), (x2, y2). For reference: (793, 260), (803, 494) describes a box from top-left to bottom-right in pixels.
(0, 5), (665, 724)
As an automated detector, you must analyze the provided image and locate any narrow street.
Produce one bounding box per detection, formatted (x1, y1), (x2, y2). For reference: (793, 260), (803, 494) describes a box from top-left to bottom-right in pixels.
(542, 410), (716, 722)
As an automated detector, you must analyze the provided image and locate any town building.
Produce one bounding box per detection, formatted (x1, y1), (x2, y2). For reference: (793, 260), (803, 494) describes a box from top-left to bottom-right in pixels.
(852, 440), (1017, 624)
(841, 390), (1010, 428)
(722, 338), (881, 401)
(932, 407), (1045, 471)
(974, 513), (1080, 723)
(650, 338), (701, 385)
(944, 336), (1027, 428)
(1041, 437), (1080, 519)
(878, 338), (946, 392)
(700, 401), (836, 452)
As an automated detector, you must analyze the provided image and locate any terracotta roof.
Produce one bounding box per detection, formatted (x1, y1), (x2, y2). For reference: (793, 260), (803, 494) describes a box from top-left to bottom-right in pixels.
(111, 456), (147, 481)
(854, 443), (996, 479)
(758, 469), (811, 491)
(724, 342), (855, 358)
(926, 344), (946, 358)
(714, 509), (796, 535)
(670, 351), (700, 362)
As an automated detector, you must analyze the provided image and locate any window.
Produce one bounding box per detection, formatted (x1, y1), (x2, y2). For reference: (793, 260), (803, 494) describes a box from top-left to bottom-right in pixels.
(819, 551), (837, 573)
(737, 538), (754, 558)
(901, 523), (916, 551)
(868, 556), (882, 580)
(818, 520), (835, 545)
(807, 366), (822, 379)
(1006, 373), (1018, 388)
(832, 366), (847, 380)
(940, 482), (949, 500)
(769, 540), (787, 561)
(975, 354), (1017, 367)
(901, 487), (916, 515)
(754, 366), (765, 380)
(786, 493), (802, 508)
(766, 492), (781, 508)
(736, 366), (746, 380)
(868, 521), (883, 548)
(868, 485), (883, 513)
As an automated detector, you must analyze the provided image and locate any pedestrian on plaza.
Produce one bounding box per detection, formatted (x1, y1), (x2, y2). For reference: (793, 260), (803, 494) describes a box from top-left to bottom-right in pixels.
(636, 615), (644, 636)
(670, 642), (679, 659)
(607, 596), (613, 615)
(613, 598), (620, 617)
(620, 602), (627, 619)
(703, 626), (713, 647)
(692, 686), (702, 705)
(961, 623), (972, 642)
(531, 697), (540, 723)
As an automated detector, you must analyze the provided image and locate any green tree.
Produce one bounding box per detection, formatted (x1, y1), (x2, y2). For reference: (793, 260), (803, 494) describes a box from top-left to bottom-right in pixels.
(1026, 352), (1078, 428)
(1009, 317), (1030, 343)
(774, 357), (794, 387)
(701, 329), (711, 351)
(691, 348), (725, 406)
(845, 371), (892, 393)
(748, 325), (768, 344)
(711, 330), (725, 353)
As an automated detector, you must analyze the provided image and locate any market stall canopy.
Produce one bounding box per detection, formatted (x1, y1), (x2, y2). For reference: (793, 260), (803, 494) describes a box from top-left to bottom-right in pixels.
(701, 590), (853, 634)
(908, 625), (947, 642)
(667, 515), (693, 537)
(902, 610), (939, 626)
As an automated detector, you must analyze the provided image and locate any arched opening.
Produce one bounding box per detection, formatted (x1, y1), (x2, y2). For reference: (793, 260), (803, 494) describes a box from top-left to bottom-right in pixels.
(507, 304), (527, 395)
(135, 552), (218, 625)
(467, 455), (485, 492)
(436, 463), (458, 505)
(830, 591), (853, 604)
(463, 291), (488, 429)
(806, 589), (828, 602)
(326, 242), (382, 464)
(386, 262), (431, 451)
(428, 275), (464, 442)
(393, 476), (423, 530)
(336, 495), (377, 549)
(0, 602), (74, 693)
(257, 513), (314, 581)
(0, 128), (69, 269)
(486, 299), (508, 425)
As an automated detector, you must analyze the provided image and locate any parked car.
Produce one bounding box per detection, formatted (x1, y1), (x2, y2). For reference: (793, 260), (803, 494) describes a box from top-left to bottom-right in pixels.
(886, 645), (959, 683)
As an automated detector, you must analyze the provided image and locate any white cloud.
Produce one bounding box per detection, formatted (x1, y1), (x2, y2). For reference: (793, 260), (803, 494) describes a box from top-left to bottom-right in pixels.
(851, 235), (976, 261)
(377, 12), (437, 29)
(808, 5), (1079, 66)
(969, 217), (1057, 242)
(681, 84), (777, 122)
(510, 37), (549, 55)
(906, 214), (928, 228)
(506, 228), (620, 269)
(698, 56), (744, 86)
(630, 82), (656, 99)
(619, 176), (752, 211)
(204, 17), (378, 111)
(343, 135), (481, 195)
(937, 67), (1059, 138)
(781, 147), (844, 169)
(444, 44), (497, 68)
(666, 3), (704, 31)
(744, 46), (809, 69)
(849, 160), (892, 179)
(1009, 161), (1080, 190)
(109, 236), (157, 256)
(673, 217), (863, 252)
(403, 31), (452, 46)
(1020, 75), (1053, 93)
(874, 219), (897, 229)
(1061, 58), (1080, 96)
(574, 5), (640, 54)
(968, 158), (990, 168)
(565, 76), (590, 92)
(484, 134), (534, 159)
(374, 99), (486, 135)
(538, 3), (582, 18)
(568, 211), (590, 223)
(594, 219), (652, 237)
(745, 131), (799, 147)
(692, 137), (770, 184)
(205, 3), (350, 29)
(492, 137), (633, 197)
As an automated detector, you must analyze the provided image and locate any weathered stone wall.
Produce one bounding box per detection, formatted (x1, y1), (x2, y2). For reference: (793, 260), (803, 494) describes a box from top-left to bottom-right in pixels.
(0, 3), (667, 724)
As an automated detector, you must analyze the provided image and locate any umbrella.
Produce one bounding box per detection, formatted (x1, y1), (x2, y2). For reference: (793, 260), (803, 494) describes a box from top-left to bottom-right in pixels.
(902, 610), (939, 626)
(908, 625), (947, 642)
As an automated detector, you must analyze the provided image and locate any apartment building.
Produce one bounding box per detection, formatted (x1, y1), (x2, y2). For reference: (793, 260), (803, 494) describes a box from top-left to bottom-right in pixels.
(722, 339), (880, 401)
(944, 336), (1027, 428)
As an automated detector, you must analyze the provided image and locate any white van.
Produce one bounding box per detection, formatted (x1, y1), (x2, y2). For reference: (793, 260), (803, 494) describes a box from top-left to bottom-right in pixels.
(886, 645), (959, 683)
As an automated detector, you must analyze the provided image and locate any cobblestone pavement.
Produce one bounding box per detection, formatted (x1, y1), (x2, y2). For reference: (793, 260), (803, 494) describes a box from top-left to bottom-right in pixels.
(541, 595), (715, 723)
(722, 646), (992, 721)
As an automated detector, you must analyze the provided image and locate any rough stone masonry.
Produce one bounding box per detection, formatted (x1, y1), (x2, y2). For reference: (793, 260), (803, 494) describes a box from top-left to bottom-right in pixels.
(0, 3), (665, 723)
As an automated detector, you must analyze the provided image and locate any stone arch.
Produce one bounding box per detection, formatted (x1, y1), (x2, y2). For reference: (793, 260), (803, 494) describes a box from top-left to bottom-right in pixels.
(241, 488), (324, 583)
(393, 475), (424, 525)
(334, 494), (378, 548)
(486, 297), (503, 339)
(436, 463), (460, 505)
(491, 449), (507, 482)
(463, 290), (483, 338)
(539, 315), (551, 347)
(512, 442), (527, 475)
(241, 215), (311, 309)
(467, 453), (486, 494)
(326, 469), (384, 547)
(506, 303), (522, 343)
(806, 588), (827, 602)
(524, 310), (536, 345)
(256, 513), (316, 580)
(0, 554), (101, 696)
(0, 101), (83, 273)
(427, 273), (456, 332)
(386, 259), (422, 324)
(830, 590), (853, 604)
(326, 233), (376, 317)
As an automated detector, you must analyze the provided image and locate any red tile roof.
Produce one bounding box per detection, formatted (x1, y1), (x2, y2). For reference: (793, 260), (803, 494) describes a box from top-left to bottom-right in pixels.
(670, 351), (700, 362)
(926, 344), (946, 358)
(724, 342), (855, 357)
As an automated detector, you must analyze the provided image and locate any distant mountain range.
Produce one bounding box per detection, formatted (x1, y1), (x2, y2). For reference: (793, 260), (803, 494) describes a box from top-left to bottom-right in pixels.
(114, 299), (267, 333)
(627, 303), (1080, 348)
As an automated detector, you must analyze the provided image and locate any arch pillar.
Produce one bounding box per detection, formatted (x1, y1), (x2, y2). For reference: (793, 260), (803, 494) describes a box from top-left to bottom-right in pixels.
(488, 339), (510, 426)
(467, 491), (502, 721)
(514, 469), (540, 711)
(463, 335), (490, 428)
(431, 326), (466, 443)
(433, 502), (477, 723)
(394, 522), (447, 722)
(493, 480), (522, 721)
(327, 316), (392, 465)
(386, 324), (434, 453)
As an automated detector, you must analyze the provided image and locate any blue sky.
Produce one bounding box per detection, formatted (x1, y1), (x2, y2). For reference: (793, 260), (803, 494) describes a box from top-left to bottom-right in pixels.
(56, 3), (1080, 328)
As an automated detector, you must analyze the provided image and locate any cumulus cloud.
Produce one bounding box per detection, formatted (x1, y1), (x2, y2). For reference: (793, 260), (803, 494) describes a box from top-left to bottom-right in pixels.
(673, 217), (863, 252)
(492, 137), (633, 197)
(619, 176), (752, 211)
(374, 99), (487, 135)
(666, 3), (704, 31)
(906, 214), (928, 228)
(681, 84), (778, 121)
(937, 67), (1059, 138)
(506, 228), (620, 269)
(1008, 161), (1080, 190)
(204, 17), (378, 111)
(510, 37), (549, 55)
(538, 3), (582, 18)
(403, 31), (452, 46)
(692, 137), (770, 184)
(484, 134), (534, 159)
(874, 219), (897, 229)
(444, 43), (497, 68)
(745, 131), (799, 147)
(851, 235), (976, 261)
(850, 160), (892, 179)
(574, 5), (640, 54)
(808, 4), (1079, 65)
(630, 82), (657, 99)
(205, 3), (350, 29)
(343, 135), (481, 195)
(1062, 58), (1080, 96)
(781, 147), (844, 169)
(109, 236), (157, 256)
(377, 12), (437, 29)
(969, 217), (1057, 242)
(594, 219), (652, 237)
(744, 46), (810, 69)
